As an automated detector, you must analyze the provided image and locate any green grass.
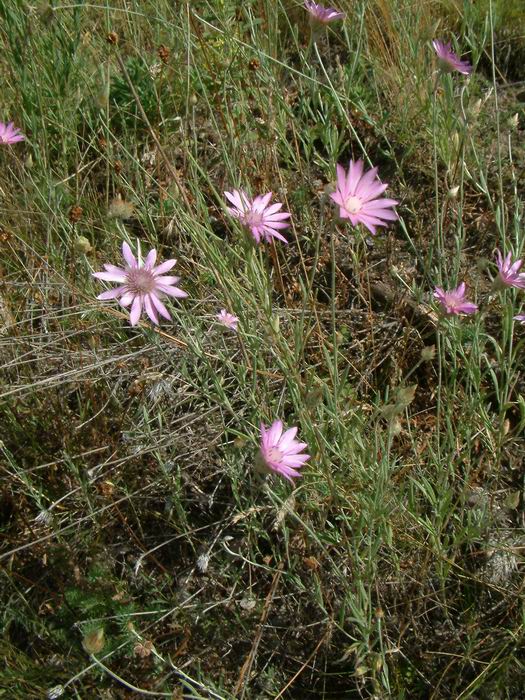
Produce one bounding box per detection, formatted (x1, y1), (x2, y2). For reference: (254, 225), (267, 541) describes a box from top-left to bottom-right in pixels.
(1, 0), (525, 697)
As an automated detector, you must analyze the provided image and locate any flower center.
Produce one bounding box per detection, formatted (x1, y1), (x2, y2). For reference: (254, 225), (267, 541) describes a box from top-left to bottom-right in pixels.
(245, 210), (264, 228)
(445, 295), (461, 310)
(266, 446), (283, 464)
(344, 195), (362, 214)
(126, 267), (155, 295)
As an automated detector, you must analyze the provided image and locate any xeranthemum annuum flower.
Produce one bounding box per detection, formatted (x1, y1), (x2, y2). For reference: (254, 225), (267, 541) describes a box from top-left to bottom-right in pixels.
(224, 189), (291, 244)
(304, 1), (345, 24)
(330, 159), (398, 235)
(93, 241), (187, 326)
(495, 249), (525, 290)
(256, 420), (310, 483)
(433, 282), (478, 316)
(0, 121), (25, 144)
(432, 39), (472, 75)
(216, 309), (239, 331)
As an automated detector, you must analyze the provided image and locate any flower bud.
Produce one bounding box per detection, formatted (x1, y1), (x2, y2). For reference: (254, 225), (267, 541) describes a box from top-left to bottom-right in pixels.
(447, 185), (460, 199)
(82, 628), (105, 654)
(421, 345), (436, 361)
(75, 235), (92, 254)
(469, 98), (482, 119)
(508, 113), (519, 130)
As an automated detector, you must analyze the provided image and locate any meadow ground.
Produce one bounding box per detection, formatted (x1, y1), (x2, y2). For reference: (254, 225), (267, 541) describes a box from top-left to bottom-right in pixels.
(1, 1), (525, 698)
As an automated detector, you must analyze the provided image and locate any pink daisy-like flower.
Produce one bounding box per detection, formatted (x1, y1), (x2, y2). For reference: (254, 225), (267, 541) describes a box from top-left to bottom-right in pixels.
(216, 309), (239, 331)
(305, 1), (345, 24)
(329, 159), (398, 235)
(93, 241), (187, 326)
(0, 121), (25, 144)
(224, 189), (291, 244)
(433, 283), (478, 316)
(494, 249), (525, 289)
(432, 39), (472, 75)
(256, 420), (310, 483)
(514, 314), (525, 324)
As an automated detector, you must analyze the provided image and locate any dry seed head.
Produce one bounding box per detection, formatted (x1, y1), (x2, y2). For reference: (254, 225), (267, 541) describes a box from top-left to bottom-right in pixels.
(69, 205), (83, 223)
(133, 640), (154, 658)
(508, 113), (519, 130)
(448, 185), (460, 199)
(158, 45), (170, 64)
(108, 196), (135, 219)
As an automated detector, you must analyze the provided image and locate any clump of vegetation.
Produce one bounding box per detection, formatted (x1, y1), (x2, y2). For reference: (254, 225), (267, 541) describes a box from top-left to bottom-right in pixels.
(1, 1), (524, 698)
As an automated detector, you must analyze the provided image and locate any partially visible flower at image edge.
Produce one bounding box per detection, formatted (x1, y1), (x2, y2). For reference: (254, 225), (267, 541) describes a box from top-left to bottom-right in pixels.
(256, 420), (310, 483)
(304, 1), (345, 24)
(216, 309), (239, 331)
(93, 241), (187, 326)
(0, 121), (25, 144)
(494, 249), (525, 289)
(329, 159), (398, 235)
(433, 282), (478, 316)
(514, 314), (525, 324)
(432, 39), (472, 75)
(224, 189), (291, 244)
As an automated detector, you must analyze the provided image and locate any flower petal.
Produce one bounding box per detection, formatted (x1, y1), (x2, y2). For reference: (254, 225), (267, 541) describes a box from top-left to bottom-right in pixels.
(150, 293), (172, 320)
(129, 296), (142, 325)
(97, 286), (125, 300)
(122, 241), (137, 268)
(268, 420), (283, 446)
(152, 259), (177, 276)
(156, 284), (188, 298)
(93, 271), (127, 283)
(144, 295), (159, 324)
(144, 248), (157, 269)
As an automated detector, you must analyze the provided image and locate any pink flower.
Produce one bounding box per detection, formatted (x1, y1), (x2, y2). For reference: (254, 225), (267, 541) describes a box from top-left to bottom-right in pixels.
(93, 241), (187, 326)
(304, 1), (345, 23)
(514, 314), (525, 324)
(0, 121), (25, 144)
(432, 39), (472, 75)
(329, 160), (398, 235)
(433, 283), (478, 316)
(257, 420), (310, 483)
(495, 250), (525, 289)
(224, 189), (291, 244)
(216, 309), (239, 331)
